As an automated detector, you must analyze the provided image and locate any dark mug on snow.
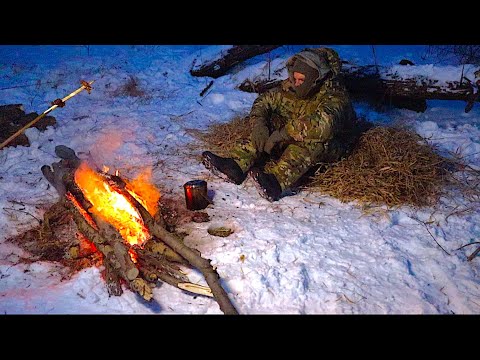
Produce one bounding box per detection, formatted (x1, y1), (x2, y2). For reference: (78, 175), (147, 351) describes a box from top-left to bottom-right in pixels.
(183, 180), (210, 210)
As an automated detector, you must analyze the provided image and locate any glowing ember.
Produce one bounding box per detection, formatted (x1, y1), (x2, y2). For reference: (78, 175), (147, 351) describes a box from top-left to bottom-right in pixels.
(74, 162), (159, 246)
(128, 248), (138, 263)
(76, 232), (98, 255)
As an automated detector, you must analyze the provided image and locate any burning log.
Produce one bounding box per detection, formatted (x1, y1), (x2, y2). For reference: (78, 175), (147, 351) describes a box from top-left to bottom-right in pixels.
(41, 145), (238, 314)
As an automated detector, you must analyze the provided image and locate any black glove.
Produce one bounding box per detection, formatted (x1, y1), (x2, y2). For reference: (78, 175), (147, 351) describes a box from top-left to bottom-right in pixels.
(251, 124), (270, 153)
(264, 128), (290, 154)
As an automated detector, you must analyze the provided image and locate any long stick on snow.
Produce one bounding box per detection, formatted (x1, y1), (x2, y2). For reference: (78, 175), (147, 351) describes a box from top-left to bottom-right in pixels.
(0, 80), (94, 150)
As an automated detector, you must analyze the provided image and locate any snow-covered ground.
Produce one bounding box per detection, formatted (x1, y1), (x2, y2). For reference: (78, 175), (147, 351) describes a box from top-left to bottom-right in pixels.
(1, 45), (479, 314)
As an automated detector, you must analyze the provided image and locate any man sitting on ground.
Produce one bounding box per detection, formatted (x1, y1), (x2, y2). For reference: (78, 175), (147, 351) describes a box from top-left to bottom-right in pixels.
(202, 47), (357, 201)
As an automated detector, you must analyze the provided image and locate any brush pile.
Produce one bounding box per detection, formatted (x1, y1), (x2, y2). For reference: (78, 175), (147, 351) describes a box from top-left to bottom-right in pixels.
(187, 116), (254, 158)
(308, 126), (462, 207)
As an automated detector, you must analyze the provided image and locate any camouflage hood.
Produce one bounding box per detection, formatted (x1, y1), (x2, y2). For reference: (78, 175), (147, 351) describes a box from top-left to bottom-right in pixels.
(285, 47), (342, 97)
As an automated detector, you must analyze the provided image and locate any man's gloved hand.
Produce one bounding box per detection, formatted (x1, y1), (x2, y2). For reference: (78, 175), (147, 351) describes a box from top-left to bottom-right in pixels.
(264, 128), (290, 154)
(251, 124), (270, 153)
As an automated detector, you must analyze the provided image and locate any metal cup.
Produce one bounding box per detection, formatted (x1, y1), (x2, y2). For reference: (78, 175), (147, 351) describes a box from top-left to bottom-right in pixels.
(183, 180), (210, 210)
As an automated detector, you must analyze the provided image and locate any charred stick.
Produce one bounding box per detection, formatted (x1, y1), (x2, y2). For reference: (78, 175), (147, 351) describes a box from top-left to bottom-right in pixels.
(200, 80), (214, 97)
(467, 246), (480, 261)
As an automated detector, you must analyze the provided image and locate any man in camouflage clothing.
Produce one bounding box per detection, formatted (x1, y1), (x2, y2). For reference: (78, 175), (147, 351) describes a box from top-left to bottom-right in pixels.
(202, 47), (357, 201)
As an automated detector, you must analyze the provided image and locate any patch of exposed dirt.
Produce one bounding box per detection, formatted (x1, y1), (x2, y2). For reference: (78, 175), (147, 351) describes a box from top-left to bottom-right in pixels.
(0, 104), (56, 148)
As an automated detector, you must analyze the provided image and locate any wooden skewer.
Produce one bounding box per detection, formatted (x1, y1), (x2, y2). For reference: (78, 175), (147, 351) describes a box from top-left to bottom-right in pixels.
(0, 80), (95, 150)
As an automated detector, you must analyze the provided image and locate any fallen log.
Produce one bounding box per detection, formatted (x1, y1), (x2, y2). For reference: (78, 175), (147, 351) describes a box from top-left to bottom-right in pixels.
(41, 145), (238, 314)
(190, 45), (280, 78)
(238, 63), (480, 113)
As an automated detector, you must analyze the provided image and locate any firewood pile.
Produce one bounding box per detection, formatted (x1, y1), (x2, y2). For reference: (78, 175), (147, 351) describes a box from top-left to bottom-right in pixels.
(29, 145), (237, 314)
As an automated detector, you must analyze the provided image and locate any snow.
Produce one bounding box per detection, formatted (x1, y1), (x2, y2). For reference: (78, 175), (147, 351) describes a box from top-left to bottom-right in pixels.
(190, 45), (235, 71)
(384, 64), (478, 86)
(1, 45), (480, 314)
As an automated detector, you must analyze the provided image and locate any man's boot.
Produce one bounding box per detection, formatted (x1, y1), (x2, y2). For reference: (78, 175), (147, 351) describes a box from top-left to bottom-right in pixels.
(202, 151), (246, 185)
(250, 168), (282, 202)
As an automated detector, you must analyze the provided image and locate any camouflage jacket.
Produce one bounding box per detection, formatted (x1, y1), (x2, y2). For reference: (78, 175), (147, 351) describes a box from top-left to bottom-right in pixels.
(249, 48), (356, 144)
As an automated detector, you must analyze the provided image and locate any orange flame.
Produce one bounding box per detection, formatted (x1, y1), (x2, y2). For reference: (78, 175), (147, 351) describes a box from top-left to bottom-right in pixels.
(124, 167), (161, 216)
(74, 162), (159, 247)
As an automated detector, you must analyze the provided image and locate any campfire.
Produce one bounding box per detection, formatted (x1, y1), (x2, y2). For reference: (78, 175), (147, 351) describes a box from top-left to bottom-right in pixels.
(72, 162), (158, 248)
(38, 145), (237, 314)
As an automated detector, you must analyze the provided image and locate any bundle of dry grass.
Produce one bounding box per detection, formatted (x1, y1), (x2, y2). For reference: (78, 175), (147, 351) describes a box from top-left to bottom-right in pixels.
(308, 126), (452, 207)
(111, 75), (147, 98)
(186, 115), (254, 157)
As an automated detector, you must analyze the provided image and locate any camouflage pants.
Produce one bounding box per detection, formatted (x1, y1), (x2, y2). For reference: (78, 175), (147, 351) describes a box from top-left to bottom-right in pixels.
(230, 137), (349, 190)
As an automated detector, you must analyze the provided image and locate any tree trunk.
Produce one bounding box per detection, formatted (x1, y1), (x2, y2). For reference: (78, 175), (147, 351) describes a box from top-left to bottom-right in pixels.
(191, 45), (280, 78)
(238, 64), (480, 113)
